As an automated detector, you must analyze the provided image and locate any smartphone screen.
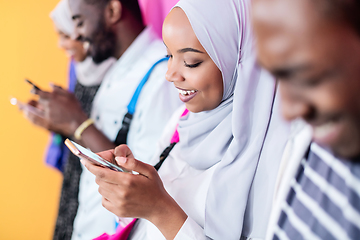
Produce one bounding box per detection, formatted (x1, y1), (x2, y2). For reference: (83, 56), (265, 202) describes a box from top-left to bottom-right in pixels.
(65, 139), (127, 172)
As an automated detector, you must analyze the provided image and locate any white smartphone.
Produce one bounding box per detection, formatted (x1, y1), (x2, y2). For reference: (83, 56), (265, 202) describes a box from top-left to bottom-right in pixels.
(65, 139), (128, 172)
(10, 97), (45, 117)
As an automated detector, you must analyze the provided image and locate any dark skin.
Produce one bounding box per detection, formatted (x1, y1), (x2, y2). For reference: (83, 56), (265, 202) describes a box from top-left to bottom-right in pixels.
(26, 86), (87, 138)
(252, 0), (360, 159)
(25, 0), (145, 152)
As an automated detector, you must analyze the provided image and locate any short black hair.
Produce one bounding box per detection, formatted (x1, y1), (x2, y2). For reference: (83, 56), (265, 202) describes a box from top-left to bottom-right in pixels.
(84, 0), (143, 24)
(314, 0), (360, 36)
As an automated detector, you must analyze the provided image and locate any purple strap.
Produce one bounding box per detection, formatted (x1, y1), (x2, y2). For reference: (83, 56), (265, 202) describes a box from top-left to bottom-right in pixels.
(44, 60), (77, 172)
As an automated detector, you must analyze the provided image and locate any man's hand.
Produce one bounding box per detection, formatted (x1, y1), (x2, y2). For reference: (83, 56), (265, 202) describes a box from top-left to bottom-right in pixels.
(24, 85), (88, 137)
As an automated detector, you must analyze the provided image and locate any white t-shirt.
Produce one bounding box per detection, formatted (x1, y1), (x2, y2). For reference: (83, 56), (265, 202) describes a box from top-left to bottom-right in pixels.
(71, 28), (182, 240)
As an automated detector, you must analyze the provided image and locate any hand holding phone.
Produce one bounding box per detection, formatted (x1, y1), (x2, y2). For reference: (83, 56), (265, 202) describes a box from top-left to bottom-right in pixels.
(10, 97), (45, 117)
(65, 139), (128, 172)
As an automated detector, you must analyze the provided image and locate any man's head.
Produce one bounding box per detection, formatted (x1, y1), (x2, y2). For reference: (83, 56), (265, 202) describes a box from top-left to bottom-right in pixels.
(69, 0), (143, 63)
(252, 0), (360, 159)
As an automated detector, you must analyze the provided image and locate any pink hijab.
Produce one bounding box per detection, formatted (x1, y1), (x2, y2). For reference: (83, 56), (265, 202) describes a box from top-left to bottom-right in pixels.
(138, 0), (179, 38)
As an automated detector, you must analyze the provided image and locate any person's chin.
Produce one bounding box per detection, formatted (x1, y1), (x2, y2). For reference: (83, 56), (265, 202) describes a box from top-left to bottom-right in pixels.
(333, 134), (360, 161)
(330, 142), (360, 161)
(91, 53), (106, 64)
(185, 103), (202, 113)
(313, 120), (360, 160)
(91, 49), (112, 64)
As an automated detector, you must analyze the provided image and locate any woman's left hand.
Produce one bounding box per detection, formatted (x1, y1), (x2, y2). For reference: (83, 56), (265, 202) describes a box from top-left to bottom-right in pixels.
(81, 145), (188, 239)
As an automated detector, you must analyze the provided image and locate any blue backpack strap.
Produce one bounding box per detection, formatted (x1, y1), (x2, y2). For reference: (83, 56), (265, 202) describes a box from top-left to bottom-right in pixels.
(114, 57), (169, 146)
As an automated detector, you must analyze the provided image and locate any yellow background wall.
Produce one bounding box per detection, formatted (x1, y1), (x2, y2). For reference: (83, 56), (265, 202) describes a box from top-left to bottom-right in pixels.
(0, 0), (68, 239)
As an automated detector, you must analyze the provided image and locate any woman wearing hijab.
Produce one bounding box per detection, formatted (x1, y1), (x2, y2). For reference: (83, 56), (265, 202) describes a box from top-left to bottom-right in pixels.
(24, 0), (115, 238)
(82, 0), (289, 239)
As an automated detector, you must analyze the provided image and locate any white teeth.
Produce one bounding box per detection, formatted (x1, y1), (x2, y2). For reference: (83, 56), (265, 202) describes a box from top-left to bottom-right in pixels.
(313, 122), (336, 140)
(178, 89), (196, 96)
(83, 41), (90, 52)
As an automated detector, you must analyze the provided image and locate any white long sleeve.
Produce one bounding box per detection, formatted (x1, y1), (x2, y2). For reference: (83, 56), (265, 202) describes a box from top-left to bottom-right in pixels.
(174, 217), (208, 240)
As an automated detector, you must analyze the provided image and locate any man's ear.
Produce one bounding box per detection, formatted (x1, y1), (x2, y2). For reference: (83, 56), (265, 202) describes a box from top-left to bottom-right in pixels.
(104, 0), (122, 25)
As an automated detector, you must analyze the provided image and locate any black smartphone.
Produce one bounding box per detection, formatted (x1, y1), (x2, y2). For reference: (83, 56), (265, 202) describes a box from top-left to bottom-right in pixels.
(25, 78), (42, 91)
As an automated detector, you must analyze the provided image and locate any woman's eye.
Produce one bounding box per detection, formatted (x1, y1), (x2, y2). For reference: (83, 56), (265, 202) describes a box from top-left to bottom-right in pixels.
(165, 54), (173, 58)
(184, 61), (203, 68)
(77, 21), (84, 27)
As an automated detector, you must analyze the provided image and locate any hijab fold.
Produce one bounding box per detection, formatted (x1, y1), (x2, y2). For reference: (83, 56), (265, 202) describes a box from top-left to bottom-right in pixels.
(50, 0), (74, 36)
(175, 0), (289, 239)
(74, 57), (116, 86)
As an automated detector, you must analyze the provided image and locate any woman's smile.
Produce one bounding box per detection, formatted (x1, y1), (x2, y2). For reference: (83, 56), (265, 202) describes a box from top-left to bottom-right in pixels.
(176, 87), (198, 102)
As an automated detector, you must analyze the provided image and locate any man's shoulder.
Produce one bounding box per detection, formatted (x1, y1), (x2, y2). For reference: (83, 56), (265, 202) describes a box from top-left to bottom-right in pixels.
(142, 38), (166, 60)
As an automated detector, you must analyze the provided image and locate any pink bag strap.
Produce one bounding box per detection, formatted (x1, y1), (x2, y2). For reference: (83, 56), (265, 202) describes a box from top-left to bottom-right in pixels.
(170, 108), (189, 144)
(93, 219), (137, 240)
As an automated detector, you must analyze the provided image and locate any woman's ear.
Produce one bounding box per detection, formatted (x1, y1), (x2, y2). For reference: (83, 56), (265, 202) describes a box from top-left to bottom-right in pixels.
(104, 0), (122, 25)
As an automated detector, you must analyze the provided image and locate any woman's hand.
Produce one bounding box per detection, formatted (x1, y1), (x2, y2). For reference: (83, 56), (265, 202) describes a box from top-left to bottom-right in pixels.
(81, 145), (188, 239)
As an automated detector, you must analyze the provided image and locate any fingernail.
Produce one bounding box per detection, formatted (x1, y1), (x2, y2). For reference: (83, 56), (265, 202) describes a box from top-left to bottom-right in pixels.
(115, 157), (127, 164)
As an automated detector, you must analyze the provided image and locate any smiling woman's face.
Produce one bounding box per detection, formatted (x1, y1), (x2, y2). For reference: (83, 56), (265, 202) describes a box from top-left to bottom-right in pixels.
(57, 29), (86, 62)
(162, 7), (224, 113)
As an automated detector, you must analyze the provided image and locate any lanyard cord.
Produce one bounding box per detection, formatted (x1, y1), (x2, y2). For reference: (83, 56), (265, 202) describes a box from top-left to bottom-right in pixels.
(153, 109), (189, 171)
(114, 57), (169, 146)
(154, 142), (177, 171)
(113, 109), (189, 239)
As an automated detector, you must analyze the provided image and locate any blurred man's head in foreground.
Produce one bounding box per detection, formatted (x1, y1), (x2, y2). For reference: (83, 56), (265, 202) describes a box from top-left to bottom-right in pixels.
(252, 0), (360, 160)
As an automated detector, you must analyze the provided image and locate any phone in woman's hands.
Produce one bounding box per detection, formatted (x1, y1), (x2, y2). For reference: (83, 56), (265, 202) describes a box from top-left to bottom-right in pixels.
(65, 139), (128, 172)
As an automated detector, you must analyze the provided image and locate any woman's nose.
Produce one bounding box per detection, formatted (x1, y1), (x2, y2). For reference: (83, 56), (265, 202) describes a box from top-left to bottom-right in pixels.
(165, 61), (184, 83)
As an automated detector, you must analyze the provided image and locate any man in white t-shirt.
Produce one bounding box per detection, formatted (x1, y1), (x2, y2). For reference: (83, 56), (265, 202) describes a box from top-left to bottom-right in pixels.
(30, 0), (180, 239)
(68, 0), (181, 239)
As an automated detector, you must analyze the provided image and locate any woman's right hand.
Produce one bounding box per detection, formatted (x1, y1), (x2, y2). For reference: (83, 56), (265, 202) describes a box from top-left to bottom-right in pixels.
(83, 145), (188, 239)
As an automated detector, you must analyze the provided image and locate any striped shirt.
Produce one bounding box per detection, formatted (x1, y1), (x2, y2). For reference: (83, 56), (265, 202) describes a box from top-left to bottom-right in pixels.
(273, 143), (360, 240)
